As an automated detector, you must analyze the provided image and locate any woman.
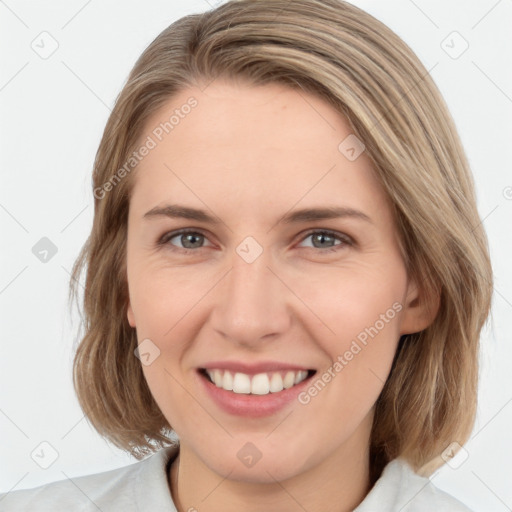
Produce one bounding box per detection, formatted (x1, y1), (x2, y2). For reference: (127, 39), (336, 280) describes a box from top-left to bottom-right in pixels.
(0, 0), (492, 510)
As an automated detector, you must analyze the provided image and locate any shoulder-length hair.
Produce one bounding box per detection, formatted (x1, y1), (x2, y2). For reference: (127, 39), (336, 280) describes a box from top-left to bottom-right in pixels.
(70, 0), (493, 480)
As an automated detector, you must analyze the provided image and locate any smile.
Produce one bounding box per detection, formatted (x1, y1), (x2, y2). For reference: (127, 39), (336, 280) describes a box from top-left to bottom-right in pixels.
(198, 362), (317, 417)
(203, 369), (312, 395)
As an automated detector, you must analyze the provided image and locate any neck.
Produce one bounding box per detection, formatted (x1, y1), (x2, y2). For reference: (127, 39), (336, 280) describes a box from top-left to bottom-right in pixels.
(169, 434), (371, 512)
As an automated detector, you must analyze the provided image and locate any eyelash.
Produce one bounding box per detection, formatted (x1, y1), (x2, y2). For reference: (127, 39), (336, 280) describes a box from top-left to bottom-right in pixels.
(157, 228), (354, 255)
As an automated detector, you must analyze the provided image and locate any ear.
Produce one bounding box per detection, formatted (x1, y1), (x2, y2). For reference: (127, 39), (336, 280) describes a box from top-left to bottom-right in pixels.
(127, 301), (136, 328)
(399, 276), (440, 336)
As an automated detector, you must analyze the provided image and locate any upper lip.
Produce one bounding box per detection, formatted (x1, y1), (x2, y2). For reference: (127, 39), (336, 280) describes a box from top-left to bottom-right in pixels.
(200, 361), (314, 375)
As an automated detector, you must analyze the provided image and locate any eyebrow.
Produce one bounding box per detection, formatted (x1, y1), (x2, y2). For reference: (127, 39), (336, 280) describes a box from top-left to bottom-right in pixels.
(143, 204), (373, 225)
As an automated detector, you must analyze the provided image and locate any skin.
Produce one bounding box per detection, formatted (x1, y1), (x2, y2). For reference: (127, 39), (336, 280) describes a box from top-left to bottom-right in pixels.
(126, 79), (438, 512)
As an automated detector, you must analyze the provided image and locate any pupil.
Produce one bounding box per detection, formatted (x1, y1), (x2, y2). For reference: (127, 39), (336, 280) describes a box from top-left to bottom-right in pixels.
(183, 233), (202, 249)
(314, 233), (332, 248)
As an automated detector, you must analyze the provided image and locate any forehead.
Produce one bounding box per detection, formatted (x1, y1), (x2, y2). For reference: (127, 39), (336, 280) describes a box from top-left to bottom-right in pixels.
(128, 80), (391, 224)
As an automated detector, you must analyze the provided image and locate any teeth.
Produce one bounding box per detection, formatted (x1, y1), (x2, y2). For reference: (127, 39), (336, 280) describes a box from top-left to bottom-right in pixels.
(269, 372), (284, 392)
(213, 369), (223, 387)
(205, 369), (309, 395)
(233, 372), (251, 394)
(222, 370), (233, 391)
(251, 373), (270, 395)
(283, 371), (295, 389)
(294, 370), (307, 384)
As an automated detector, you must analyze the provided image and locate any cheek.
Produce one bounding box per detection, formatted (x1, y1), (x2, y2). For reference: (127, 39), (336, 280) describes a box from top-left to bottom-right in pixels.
(300, 263), (405, 345)
(298, 266), (404, 405)
(129, 266), (209, 410)
(128, 262), (211, 336)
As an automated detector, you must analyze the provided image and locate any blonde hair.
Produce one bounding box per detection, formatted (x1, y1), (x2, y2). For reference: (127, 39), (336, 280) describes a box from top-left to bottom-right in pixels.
(70, 0), (493, 482)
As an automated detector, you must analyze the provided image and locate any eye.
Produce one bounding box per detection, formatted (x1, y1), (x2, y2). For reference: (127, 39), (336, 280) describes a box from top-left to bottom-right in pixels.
(157, 228), (353, 254)
(297, 230), (353, 252)
(158, 229), (213, 253)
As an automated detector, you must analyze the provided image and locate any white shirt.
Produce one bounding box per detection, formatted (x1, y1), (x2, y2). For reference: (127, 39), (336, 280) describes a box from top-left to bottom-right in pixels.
(0, 445), (472, 511)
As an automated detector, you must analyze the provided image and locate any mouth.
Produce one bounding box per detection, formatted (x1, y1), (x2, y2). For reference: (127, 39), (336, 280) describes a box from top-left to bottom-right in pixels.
(197, 361), (318, 417)
(199, 368), (317, 395)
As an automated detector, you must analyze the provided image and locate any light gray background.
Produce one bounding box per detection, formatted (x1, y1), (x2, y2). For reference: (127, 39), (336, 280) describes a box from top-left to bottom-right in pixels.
(1, 0), (511, 510)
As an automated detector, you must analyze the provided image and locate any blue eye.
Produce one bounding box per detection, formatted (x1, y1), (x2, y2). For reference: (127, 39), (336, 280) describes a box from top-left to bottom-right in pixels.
(158, 229), (353, 254)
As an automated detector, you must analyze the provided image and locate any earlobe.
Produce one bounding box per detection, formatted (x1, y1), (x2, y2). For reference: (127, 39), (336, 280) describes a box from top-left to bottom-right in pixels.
(399, 278), (440, 336)
(127, 302), (136, 328)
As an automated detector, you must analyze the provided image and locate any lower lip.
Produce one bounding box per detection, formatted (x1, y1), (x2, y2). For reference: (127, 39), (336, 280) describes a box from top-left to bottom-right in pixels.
(198, 371), (314, 418)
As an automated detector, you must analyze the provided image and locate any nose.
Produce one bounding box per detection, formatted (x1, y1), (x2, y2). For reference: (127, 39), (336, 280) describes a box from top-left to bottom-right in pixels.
(209, 247), (292, 348)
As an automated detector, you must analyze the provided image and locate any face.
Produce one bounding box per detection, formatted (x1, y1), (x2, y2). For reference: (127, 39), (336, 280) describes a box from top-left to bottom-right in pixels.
(126, 79), (430, 483)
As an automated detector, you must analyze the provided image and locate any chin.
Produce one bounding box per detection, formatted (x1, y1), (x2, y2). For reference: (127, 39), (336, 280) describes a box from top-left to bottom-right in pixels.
(191, 435), (316, 484)
(210, 457), (304, 484)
